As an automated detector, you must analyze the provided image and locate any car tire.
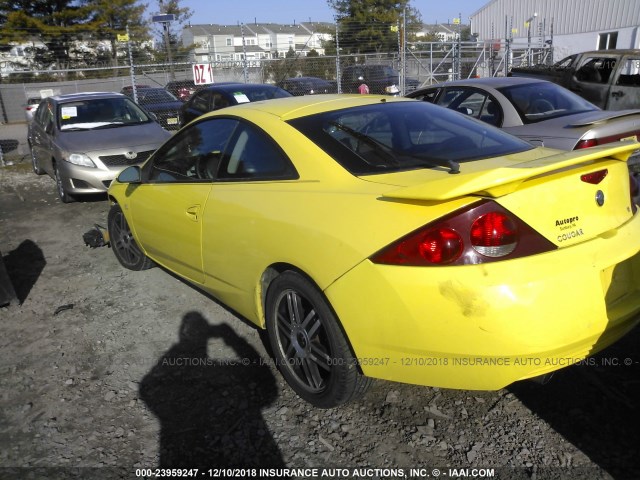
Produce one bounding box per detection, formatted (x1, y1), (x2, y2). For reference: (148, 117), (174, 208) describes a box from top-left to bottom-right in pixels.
(265, 271), (371, 408)
(107, 204), (154, 271)
(54, 162), (75, 203)
(30, 145), (45, 175)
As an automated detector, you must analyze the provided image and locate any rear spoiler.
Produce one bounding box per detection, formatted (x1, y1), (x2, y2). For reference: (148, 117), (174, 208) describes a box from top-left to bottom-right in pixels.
(382, 141), (640, 202)
(568, 110), (640, 127)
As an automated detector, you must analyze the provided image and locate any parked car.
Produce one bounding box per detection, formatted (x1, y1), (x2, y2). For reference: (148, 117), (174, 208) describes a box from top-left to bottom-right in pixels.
(277, 76), (337, 96)
(341, 64), (420, 95)
(24, 97), (41, 122)
(510, 49), (640, 110)
(120, 85), (151, 97)
(179, 82), (292, 126)
(406, 77), (640, 172)
(28, 92), (172, 203)
(107, 94), (640, 407)
(165, 79), (203, 102)
(134, 87), (183, 130)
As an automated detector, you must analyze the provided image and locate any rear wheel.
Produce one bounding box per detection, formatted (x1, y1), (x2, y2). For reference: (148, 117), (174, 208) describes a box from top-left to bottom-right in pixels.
(30, 145), (44, 175)
(108, 204), (154, 271)
(265, 271), (371, 408)
(54, 162), (75, 203)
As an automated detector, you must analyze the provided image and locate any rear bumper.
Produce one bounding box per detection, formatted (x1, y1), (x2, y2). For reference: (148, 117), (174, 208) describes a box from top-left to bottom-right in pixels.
(325, 210), (640, 390)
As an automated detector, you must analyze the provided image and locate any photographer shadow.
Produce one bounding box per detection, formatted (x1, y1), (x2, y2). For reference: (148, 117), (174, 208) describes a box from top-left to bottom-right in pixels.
(139, 311), (285, 469)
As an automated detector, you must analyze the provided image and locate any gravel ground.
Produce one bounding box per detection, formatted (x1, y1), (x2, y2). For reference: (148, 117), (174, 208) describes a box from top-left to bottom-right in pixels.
(1, 163), (639, 480)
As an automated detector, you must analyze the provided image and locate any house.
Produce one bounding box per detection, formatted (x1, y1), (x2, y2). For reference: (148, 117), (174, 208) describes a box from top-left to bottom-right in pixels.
(182, 22), (333, 64)
(416, 23), (466, 43)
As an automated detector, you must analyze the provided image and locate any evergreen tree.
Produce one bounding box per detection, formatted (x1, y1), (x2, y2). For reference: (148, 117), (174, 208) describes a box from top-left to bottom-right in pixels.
(327, 0), (421, 54)
(0, 0), (92, 68)
(83, 0), (149, 66)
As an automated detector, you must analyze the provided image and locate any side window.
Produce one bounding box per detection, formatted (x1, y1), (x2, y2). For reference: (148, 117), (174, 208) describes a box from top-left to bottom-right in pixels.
(212, 93), (230, 110)
(436, 88), (466, 108)
(411, 89), (440, 103)
(34, 102), (48, 126)
(575, 57), (615, 84)
(39, 101), (55, 131)
(616, 58), (640, 86)
(148, 118), (238, 182)
(454, 91), (487, 117)
(479, 97), (502, 127)
(219, 123), (297, 181)
(190, 90), (211, 112)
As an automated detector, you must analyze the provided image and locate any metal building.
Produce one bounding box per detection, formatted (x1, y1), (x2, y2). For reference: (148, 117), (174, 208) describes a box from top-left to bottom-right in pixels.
(470, 0), (640, 62)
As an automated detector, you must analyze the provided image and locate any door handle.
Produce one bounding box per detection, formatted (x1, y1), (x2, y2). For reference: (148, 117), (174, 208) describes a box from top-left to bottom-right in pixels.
(186, 205), (200, 222)
(611, 90), (625, 98)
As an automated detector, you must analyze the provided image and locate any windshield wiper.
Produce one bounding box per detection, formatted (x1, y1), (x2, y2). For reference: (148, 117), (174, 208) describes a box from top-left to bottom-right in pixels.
(329, 121), (461, 174)
(409, 157), (460, 174)
(329, 121), (398, 165)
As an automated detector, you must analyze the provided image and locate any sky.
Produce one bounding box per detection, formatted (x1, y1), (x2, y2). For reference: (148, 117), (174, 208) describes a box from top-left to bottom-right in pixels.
(178, 0), (489, 26)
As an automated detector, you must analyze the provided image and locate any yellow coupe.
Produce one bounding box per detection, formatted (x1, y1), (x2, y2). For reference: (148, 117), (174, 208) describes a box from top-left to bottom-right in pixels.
(107, 95), (640, 407)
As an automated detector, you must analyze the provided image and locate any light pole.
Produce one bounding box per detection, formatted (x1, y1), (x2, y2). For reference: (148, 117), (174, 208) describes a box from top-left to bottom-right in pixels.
(525, 13), (537, 65)
(152, 12), (176, 80)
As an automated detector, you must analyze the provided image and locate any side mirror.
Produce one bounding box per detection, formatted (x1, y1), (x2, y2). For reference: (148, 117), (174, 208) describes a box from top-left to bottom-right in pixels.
(117, 165), (142, 184)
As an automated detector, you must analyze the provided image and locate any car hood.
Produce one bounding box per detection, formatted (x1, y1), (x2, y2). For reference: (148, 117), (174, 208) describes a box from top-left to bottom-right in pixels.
(58, 123), (171, 152)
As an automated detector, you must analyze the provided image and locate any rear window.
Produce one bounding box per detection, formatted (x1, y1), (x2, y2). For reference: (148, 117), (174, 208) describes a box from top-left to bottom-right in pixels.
(287, 101), (533, 175)
(497, 82), (598, 124)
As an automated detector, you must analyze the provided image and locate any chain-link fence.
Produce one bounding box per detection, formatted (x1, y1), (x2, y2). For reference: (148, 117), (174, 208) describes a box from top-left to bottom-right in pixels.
(0, 30), (549, 166)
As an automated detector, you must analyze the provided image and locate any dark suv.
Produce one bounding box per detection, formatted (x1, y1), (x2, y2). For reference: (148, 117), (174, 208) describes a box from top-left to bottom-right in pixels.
(341, 65), (420, 95)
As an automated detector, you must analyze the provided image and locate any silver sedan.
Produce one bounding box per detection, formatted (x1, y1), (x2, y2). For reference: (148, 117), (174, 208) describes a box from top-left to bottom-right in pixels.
(406, 77), (640, 171)
(28, 92), (172, 203)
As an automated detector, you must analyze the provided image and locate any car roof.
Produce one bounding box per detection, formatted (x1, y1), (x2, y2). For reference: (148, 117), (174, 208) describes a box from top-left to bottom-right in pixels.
(282, 76), (331, 82)
(51, 92), (127, 102)
(201, 82), (284, 92)
(428, 77), (551, 89)
(201, 93), (414, 121)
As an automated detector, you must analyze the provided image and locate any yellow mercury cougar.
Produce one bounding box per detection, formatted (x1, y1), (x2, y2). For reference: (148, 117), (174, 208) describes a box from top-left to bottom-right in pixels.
(107, 95), (640, 408)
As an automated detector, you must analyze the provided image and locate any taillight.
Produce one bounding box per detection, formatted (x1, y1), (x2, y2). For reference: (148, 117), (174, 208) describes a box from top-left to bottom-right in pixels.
(575, 139), (598, 149)
(580, 169), (608, 185)
(371, 200), (556, 266)
(470, 212), (517, 257)
(371, 227), (463, 265)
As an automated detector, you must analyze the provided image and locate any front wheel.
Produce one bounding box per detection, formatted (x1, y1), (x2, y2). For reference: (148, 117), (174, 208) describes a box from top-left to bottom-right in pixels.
(54, 163), (75, 203)
(107, 204), (154, 271)
(265, 271), (371, 408)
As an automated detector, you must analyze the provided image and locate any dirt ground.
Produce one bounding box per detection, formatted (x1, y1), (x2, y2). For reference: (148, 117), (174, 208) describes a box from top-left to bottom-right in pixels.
(1, 161), (640, 480)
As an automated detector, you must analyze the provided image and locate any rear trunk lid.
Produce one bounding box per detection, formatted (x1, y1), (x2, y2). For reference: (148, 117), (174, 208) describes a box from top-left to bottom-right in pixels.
(378, 142), (639, 247)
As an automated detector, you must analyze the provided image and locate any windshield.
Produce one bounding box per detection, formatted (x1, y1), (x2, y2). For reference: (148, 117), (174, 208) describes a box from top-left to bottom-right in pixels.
(497, 82), (599, 124)
(137, 89), (179, 104)
(58, 97), (152, 130)
(226, 86), (292, 103)
(288, 101), (533, 175)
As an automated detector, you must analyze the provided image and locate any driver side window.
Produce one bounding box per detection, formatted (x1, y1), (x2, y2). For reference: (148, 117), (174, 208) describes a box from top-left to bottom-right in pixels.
(148, 118), (238, 182)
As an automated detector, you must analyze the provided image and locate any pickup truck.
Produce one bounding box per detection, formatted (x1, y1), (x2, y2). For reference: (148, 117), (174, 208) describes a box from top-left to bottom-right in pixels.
(510, 49), (640, 110)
